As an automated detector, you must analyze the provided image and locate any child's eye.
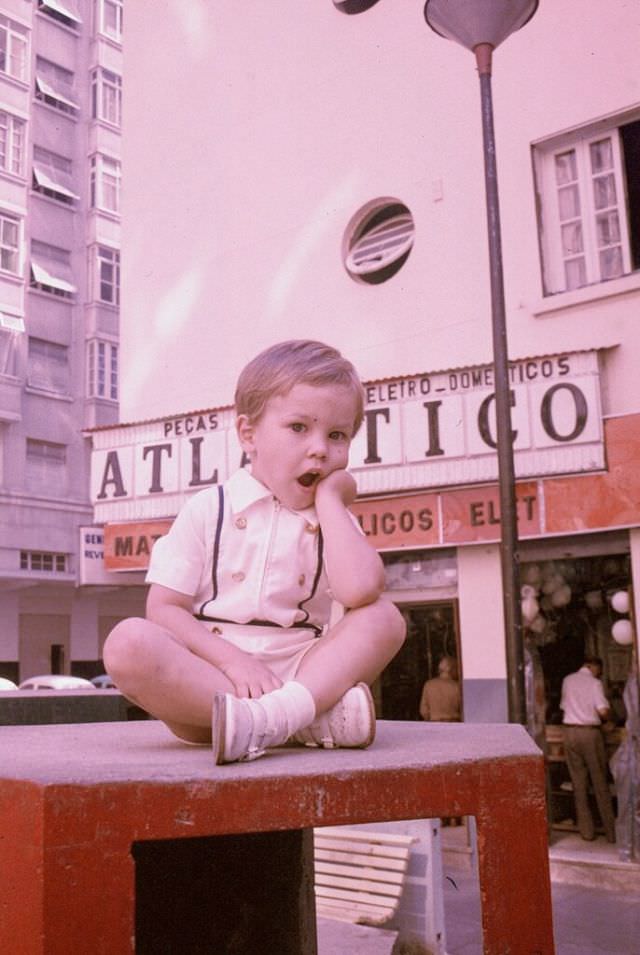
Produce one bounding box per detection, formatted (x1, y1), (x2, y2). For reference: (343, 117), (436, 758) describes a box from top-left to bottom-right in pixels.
(329, 430), (348, 441)
(290, 422), (306, 433)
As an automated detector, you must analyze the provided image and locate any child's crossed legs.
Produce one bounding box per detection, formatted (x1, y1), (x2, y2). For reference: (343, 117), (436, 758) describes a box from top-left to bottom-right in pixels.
(104, 597), (405, 760)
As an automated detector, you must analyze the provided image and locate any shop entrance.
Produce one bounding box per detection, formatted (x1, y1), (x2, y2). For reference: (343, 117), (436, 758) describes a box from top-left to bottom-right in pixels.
(521, 550), (634, 840)
(375, 601), (461, 722)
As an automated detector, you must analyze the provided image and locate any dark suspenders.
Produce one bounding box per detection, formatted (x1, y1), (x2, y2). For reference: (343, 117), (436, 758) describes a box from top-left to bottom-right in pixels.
(297, 529), (324, 627)
(197, 484), (224, 615)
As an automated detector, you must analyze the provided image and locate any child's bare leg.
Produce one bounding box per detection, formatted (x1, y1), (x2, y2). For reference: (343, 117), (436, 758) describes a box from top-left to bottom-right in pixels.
(295, 597), (406, 713)
(103, 618), (235, 743)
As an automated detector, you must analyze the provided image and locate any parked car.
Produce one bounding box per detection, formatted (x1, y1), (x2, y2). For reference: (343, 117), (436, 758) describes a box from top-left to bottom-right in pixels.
(91, 673), (116, 689)
(18, 675), (94, 691)
(0, 677), (18, 691)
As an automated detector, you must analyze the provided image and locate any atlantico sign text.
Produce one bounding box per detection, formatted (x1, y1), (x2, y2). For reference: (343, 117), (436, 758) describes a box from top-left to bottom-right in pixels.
(91, 351), (604, 521)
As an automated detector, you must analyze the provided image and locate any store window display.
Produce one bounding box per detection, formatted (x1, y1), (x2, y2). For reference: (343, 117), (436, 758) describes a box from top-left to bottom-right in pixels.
(521, 552), (634, 839)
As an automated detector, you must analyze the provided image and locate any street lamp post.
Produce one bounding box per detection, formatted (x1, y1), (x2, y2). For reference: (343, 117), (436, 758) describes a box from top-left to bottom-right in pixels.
(424, 0), (539, 725)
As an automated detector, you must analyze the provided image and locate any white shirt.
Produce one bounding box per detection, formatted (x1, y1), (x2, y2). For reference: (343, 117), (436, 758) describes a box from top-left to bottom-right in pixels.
(146, 468), (332, 631)
(560, 666), (609, 725)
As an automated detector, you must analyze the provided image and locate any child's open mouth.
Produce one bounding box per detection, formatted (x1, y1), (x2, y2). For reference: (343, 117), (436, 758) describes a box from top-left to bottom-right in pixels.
(298, 471), (320, 488)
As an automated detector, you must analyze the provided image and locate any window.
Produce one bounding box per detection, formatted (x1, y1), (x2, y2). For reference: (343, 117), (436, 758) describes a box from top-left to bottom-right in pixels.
(25, 438), (67, 494)
(534, 116), (640, 295)
(98, 0), (123, 42)
(35, 57), (79, 115)
(344, 200), (414, 284)
(87, 338), (118, 400)
(90, 154), (121, 213)
(20, 550), (67, 573)
(94, 245), (120, 304)
(0, 312), (24, 374)
(30, 239), (76, 298)
(0, 14), (28, 83)
(32, 145), (79, 204)
(0, 212), (20, 274)
(28, 337), (69, 393)
(0, 110), (26, 177)
(91, 68), (122, 127)
(0, 313), (24, 375)
(37, 0), (81, 30)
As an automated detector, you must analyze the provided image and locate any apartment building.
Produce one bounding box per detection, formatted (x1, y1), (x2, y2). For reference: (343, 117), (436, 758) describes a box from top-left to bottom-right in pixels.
(0, 0), (143, 683)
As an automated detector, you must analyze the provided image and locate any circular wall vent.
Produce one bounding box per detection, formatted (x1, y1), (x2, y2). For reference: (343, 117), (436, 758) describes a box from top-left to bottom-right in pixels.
(344, 200), (414, 284)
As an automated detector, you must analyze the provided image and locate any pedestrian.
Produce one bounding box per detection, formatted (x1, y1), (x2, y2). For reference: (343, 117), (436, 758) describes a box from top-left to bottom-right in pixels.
(560, 655), (616, 842)
(104, 339), (406, 764)
(419, 655), (461, 722)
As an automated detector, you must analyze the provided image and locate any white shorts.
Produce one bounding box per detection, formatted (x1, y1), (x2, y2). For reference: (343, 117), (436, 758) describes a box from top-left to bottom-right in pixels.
(203, 621), (319, 683)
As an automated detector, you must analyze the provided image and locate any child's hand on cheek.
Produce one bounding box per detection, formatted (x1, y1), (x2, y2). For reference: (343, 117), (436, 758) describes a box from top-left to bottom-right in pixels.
(315, 469), (357, 508)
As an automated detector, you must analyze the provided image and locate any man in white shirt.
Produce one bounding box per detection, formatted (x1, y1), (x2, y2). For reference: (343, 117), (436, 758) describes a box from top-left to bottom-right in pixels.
(560, 656), (616, 842)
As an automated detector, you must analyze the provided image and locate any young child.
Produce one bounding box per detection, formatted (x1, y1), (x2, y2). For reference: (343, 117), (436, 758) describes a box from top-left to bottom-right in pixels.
(104, 339), (406, 764)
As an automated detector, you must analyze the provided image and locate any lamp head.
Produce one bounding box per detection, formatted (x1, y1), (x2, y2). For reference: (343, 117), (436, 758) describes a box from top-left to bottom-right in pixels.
(424, 0), (538, 52)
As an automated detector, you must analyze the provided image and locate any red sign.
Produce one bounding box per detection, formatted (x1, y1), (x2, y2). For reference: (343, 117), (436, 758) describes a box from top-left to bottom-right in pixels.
(354, 493), (440, 549)
(104, 520), (172, 571)
(441, 482), (540, 544)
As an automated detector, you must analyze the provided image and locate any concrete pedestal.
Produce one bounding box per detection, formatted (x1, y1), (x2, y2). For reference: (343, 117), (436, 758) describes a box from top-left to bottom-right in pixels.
(0, 720), (555, 954)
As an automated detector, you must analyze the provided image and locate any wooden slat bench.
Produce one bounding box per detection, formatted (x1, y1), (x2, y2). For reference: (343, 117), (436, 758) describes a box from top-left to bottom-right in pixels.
(314, 827), (415, 926)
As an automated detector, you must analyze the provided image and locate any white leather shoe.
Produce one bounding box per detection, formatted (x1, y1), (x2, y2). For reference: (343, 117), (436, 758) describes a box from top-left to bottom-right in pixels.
(212, 693), (288, 765)
(293, 683), (376, 750)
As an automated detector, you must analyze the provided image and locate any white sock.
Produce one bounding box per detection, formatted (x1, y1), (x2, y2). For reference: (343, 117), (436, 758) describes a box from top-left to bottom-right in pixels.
(257, 680), (316, 738)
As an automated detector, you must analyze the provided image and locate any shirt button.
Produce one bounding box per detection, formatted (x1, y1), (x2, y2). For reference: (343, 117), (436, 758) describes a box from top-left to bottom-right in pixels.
(305, 522), (318, 534)
(298, 574), (306, 586)
(232, 571), (245, 582)
(235, 517), (247, 529)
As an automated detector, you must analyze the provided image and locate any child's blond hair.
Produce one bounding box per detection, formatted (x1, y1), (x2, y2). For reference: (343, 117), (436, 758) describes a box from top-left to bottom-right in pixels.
(234, 340), (365, 433)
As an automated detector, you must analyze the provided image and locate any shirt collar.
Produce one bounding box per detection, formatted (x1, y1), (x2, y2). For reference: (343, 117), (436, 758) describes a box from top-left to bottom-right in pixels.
(226, 467), (318, 522)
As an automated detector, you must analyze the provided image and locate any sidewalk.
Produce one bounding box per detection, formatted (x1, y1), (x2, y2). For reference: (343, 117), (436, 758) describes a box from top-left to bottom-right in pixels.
(317, 833), (640, 955)
(442, 863), (639, 955)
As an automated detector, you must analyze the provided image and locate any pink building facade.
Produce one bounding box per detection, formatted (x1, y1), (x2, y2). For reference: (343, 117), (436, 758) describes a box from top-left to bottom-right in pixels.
(90, 0), (640, 842)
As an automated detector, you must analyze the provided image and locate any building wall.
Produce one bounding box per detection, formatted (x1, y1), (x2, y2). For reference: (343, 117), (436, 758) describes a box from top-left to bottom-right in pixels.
(0, 0), (145, 683)
(121, 0), (640, 420)
(457, 545), (508, 723)
(83, 0), (640, 725)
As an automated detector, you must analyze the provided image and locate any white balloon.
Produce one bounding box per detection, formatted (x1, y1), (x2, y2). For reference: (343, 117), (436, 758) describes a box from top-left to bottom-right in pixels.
(529, 614), (546, 634)
(612, 619), (634, 646)
(522, 595), (540, 622)
(611, 591), (630, 614)
(523, 564), (542, 586)
(542, 574), (565, 595)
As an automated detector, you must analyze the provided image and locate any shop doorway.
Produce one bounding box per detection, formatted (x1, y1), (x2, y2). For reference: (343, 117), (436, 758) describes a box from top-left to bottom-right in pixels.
(521, 551), (634, 840)
(375, 601), (461, 721)
(18, 613), (70, 682)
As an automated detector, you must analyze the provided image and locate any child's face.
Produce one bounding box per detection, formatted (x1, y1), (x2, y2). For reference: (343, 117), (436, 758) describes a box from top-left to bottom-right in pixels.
(237, 382), (358, 510)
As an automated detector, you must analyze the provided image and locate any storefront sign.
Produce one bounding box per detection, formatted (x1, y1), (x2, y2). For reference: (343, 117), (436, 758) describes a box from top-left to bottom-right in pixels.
(79, 526), (149, 582)
(103, 520), (172, 571)
(355, 494), (440, 549)
(352, 482), (540, 549)
(440, 482), (540, 544)
(91, 351), (603, 523)
(98, 413), (639, 571)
